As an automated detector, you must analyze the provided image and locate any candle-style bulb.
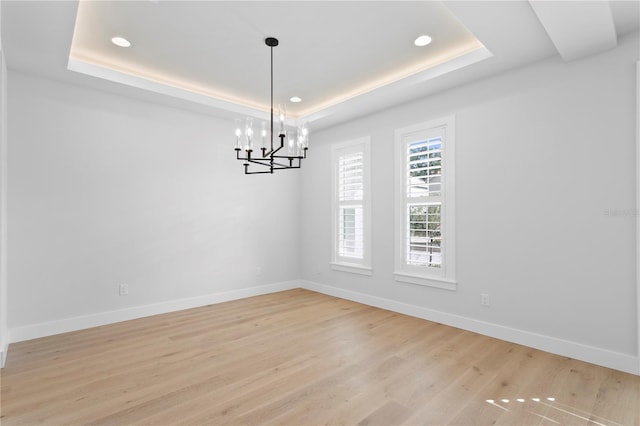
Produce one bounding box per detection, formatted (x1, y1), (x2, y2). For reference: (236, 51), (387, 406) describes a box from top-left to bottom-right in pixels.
(245, 118), (253, 151)
(261, 122), (267, 150)
(278, 104), (286, 136)
(301, 122), (309, 148)
(288, 132), (294, 155)
(234, 119), (242, 149)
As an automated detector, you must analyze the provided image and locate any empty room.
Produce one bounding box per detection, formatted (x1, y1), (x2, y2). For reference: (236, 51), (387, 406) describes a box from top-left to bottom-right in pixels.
(1, 1), (639, 424)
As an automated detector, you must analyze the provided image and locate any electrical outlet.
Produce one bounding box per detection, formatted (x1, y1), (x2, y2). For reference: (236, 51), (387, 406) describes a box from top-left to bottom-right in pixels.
(119, 284), (129, 296)
(481, 293), (490, 307)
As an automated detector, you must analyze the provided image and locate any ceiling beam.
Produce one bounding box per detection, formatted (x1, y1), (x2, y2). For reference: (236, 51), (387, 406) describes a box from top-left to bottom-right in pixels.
(529, 0), (617, 61)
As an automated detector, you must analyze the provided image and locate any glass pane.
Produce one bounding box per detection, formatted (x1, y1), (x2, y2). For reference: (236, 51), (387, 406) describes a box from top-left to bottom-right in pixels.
(406, 204), (441, 268)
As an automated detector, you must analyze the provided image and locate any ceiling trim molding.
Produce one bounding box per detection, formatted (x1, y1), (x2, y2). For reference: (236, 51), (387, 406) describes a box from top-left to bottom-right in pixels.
(69, 45), (493, 127)
(303, 46), (493, 126)
(67, 56), (272, 122)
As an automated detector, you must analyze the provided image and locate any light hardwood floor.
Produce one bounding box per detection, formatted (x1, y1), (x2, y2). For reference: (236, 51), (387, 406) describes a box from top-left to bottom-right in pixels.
(1, 289), (639, 425)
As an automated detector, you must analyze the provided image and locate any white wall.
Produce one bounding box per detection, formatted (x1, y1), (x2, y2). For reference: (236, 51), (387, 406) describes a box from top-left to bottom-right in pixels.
(301, 33), (639, 372)
(0, 2), (8, 367)
(7, 71), (300, 335)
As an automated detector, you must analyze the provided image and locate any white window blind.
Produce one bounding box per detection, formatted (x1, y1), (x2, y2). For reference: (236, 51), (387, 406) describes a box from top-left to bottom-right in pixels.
(338, 206), (363, 258)
(339, 153), (364, 202)
(407, 138), (442, 198)
(338, 152), (364, 259)
(395, 116), (456, 290)
(332, 138), (372, 274)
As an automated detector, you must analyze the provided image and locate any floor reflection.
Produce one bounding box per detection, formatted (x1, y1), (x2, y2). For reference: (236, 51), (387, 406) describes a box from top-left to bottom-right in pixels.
(484, 396), (621, 426)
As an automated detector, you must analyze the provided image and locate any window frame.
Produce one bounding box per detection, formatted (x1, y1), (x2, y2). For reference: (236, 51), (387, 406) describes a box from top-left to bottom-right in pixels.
(331, 137), (372, 276)
(394, 116), (456, 290)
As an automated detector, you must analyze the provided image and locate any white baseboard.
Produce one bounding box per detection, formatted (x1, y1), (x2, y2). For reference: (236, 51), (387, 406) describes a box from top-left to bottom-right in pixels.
(8, 280), (300, 344)
(7, 279), (638, 376)
(300, 280), (640, 376)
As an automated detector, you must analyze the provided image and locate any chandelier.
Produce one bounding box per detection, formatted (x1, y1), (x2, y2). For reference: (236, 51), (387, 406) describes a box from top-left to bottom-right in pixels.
(234, 37), (309, 175)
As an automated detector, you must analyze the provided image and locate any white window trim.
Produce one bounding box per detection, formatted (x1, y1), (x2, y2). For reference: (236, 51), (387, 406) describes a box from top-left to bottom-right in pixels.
(394, 116), (456, 290)
(330, 262), (373, 276)
(636, 60), (640, 375)
(331, 137), (372, 275)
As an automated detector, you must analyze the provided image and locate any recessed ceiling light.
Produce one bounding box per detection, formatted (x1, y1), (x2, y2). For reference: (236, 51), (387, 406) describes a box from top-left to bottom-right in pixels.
(290, 96), (302, 103)
(414, 35), (432, 47)
(111, 36), (131, 48)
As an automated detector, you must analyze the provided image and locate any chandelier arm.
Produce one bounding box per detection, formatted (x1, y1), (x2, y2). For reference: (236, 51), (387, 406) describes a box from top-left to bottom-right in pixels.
(242, 160), (302, 172)
(270, 146), (284, 155)
(236, 149), (253, 161)
(243, 163), (300, 172)
(272, 155), (305, 160)
(237, 151), (306, 163)
(244, 159), (299, 169)
(244, 169), (273, 175)
(270, 160), (297, 168)
(271, 165), (301, 170)
(263, 146), (278, 157)
(266, 134), (287, 156)
(264, 143), (286, 157)
(246, 159), (273, 167)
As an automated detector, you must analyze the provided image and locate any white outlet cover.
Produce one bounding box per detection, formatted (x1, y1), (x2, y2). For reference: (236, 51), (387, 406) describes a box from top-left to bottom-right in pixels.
(481, 294), (490, 306)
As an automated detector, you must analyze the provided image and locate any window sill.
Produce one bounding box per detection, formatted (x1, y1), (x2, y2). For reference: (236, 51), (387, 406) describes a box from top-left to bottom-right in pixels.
(393, 272), (457, 291)
(331, 263), (373, 276)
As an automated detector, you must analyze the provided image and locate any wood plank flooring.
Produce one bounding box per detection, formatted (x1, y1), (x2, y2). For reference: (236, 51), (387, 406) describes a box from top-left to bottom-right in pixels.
(1, 289), (639, 425)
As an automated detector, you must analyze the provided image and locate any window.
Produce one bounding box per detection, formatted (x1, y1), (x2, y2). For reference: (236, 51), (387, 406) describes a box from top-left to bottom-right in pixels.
(331, 137), (372, 275)
(395, 116), (456, 290)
